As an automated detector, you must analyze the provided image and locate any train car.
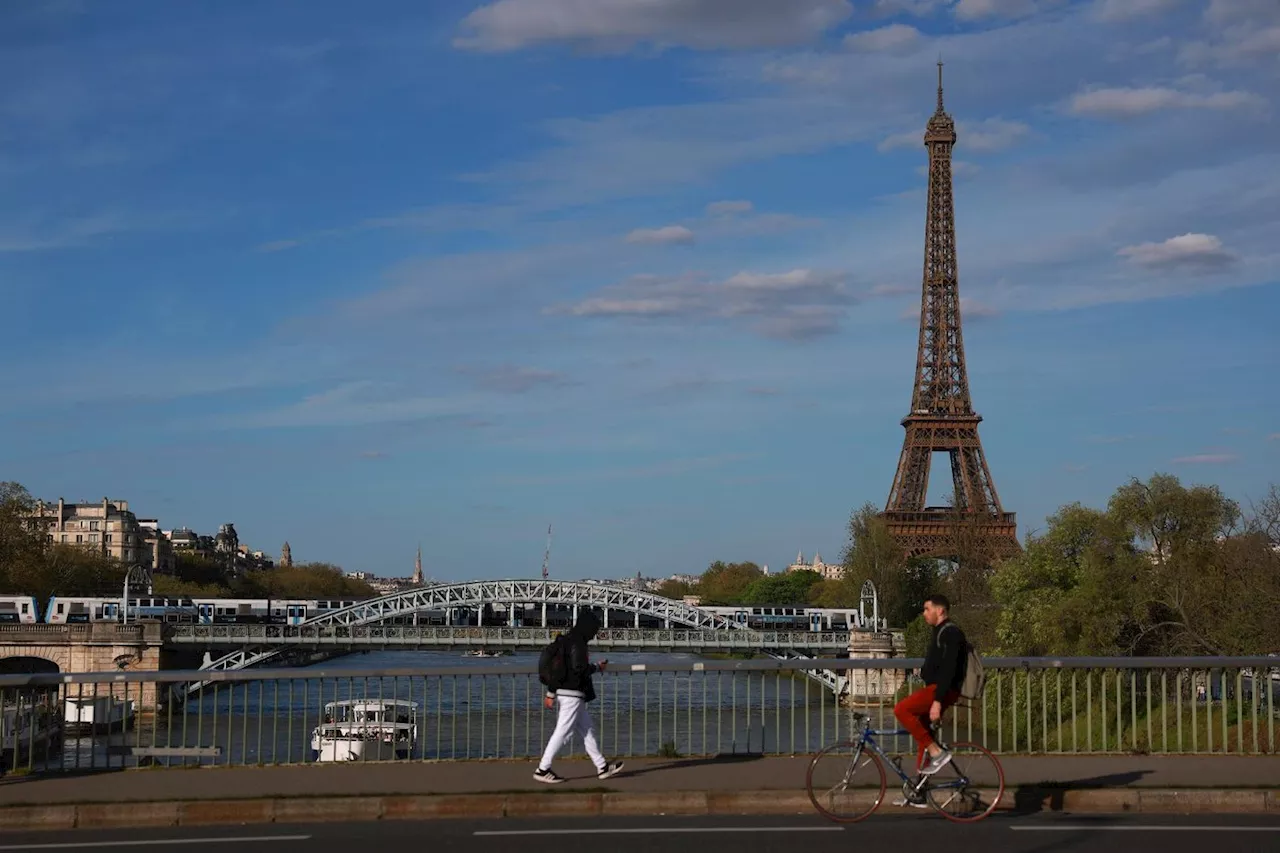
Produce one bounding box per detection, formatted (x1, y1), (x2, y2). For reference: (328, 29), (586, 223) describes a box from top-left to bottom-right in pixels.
(0, 595), (40, 624)
(45, 595), (200, 624)
(701, 605), (867, 632)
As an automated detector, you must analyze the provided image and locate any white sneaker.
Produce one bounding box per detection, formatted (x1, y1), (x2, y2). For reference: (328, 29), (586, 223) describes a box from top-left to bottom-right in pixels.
(919, 750), (952, 776)
(597, 760), (625, 780)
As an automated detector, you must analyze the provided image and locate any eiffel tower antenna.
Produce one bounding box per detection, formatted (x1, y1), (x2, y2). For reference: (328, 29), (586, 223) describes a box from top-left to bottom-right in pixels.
(540, 524), (553, 580)
(880, 64), (1019, 561)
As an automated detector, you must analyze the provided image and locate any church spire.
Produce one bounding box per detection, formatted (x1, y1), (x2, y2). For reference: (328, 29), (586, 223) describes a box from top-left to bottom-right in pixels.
(412, 544), (423, 585)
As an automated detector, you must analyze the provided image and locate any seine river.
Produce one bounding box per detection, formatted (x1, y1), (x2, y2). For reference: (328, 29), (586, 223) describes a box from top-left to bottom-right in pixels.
(40, 650), (901, 772)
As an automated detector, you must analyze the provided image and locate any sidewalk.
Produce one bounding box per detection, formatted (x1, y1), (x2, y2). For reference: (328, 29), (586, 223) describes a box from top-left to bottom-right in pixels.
(1, 756), (1278, 830)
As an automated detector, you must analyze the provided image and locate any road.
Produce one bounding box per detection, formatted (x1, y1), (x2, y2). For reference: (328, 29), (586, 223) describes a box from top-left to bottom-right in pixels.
(1, 815), (1279, 851)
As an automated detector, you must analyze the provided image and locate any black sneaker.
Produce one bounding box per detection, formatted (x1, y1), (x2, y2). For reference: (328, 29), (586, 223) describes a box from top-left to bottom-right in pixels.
(597, 761), (624, 780)
(533, 768), (565, 784)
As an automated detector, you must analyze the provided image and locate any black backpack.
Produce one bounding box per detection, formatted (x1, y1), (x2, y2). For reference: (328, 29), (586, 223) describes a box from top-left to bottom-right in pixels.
(537, 634), (568, 690)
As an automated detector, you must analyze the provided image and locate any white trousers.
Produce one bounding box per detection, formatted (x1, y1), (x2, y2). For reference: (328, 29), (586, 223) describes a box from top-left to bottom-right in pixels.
(538, 694), (606, 771)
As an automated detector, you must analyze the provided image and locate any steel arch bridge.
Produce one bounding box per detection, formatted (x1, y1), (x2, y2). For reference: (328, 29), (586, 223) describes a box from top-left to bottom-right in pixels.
(184, 580), (843, 694)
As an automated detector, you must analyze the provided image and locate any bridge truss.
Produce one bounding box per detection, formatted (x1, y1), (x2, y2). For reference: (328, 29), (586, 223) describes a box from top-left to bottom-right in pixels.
(184, 580), (850, 695)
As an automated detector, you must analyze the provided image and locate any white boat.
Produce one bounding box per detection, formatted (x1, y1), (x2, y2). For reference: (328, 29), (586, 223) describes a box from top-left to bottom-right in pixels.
(1, 703), (61, 767)
(62, 695), (135, 733)
(309, 699), (418, 762)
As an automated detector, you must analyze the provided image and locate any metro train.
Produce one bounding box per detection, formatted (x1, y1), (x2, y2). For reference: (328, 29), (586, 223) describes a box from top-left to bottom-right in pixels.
(699, 605), (870, 631)
(40, 595), (361, 626)
(0, 596), (40, 624)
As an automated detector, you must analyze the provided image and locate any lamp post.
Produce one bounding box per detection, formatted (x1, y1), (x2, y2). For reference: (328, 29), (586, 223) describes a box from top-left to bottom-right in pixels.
(122, 564), (153, 625)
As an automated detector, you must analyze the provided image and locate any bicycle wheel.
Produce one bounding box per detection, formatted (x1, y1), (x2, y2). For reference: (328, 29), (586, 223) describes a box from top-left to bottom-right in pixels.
(923, 741), (1005, 823)
(805, 740), (887, 823)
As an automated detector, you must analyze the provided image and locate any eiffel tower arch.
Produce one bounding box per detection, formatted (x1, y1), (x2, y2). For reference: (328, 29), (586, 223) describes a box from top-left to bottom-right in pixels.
(881, 64), (1020, 562)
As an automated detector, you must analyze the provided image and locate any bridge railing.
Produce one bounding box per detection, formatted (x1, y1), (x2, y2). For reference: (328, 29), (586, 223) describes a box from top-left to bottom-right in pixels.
(162, 624), (854, 651)
(1, 657), (1276, 775)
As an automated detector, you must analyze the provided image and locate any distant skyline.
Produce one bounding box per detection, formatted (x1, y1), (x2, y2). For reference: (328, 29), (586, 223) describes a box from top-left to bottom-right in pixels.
(2, 1), (1277, 581)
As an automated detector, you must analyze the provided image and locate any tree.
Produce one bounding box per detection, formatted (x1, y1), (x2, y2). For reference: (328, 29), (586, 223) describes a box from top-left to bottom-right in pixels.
(990, 474), (1280, 657)
(694, 561), (763, 604)
(840, 503), (906, 620)
(0, 482), (45, 590)
(739, 569), (822, 606)
(653, 579), (692, 600)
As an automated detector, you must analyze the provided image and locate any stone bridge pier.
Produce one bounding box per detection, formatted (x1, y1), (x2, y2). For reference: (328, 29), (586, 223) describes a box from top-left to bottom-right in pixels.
(841, 630), (909, 707)
(0, 623), (167, 710)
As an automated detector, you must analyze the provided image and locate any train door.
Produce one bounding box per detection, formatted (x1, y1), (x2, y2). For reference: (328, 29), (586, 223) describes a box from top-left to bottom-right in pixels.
(286, 604), (307, 626)
(809, 612), (824, 632)
(733, 609), (748, 627)
(102, 602), (120, 622)
(198, 604), (214, 625)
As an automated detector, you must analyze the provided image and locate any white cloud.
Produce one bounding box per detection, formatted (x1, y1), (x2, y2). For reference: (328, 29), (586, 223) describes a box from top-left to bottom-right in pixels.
(1068, 86), (1264, 118)
(866, 0), (948, 16)
(960, 118), (1031, 152)
(1171, 453), (1238, 464)
(454, 0), (853, 53)
(1092, 0), (1183, 22)
(625, 224), (695, 245)
(549, 268), (857, 340)
(455, 364), (572, 393)
(843, 24), (921, 54)
(878, 130), (921, 152)
(706, 200), (753, 216)
(1117, 233), (1238, 272)
(954, 0), (1046, 21)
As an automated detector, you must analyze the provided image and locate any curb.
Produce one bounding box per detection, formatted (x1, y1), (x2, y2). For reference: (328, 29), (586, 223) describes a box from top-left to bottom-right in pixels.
(2, 789), (1279, 831)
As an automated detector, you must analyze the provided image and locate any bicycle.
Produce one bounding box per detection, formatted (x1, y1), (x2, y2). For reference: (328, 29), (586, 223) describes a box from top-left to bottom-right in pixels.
(805, 710), (1005, 823)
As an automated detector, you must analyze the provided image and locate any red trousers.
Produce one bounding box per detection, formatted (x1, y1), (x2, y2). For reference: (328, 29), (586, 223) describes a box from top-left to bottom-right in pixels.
(893, 684), (960, 770)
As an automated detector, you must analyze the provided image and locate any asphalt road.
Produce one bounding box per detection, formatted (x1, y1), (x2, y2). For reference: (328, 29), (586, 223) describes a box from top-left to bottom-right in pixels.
(2, 815), (1280, 852)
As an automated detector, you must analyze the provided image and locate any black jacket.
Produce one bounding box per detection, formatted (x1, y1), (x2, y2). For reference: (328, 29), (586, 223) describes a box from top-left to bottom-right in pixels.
(921, 619), (965, 698)
(554, 611), (601, 702)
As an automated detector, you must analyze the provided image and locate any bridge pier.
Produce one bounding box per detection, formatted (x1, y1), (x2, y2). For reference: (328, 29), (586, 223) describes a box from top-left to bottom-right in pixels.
(0, 623), (169, 710)
(839, 630), (907, 707)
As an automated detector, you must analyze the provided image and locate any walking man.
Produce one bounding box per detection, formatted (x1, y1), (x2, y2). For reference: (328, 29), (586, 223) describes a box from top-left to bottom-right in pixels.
(534, 610), (624, 784)
(892, 594), (965, 803)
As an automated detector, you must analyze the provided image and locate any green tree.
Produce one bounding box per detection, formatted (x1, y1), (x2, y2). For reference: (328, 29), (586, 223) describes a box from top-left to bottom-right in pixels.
(234, 562), (376, 599)
(840, 502), (907, 618)
(653, 579), (692, 600)
(991, 474), (1280, 657)
(694, 561), (763, 604)
(739, 569), (822, 605)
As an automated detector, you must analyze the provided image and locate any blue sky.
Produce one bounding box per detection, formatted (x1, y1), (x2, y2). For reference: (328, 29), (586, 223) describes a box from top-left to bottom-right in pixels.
(2, 0), (1277, 581)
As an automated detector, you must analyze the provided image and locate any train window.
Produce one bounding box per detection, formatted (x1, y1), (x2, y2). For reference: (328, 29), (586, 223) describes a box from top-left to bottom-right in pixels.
(21, 603), (28, 614)
(57, 603), (65, 614)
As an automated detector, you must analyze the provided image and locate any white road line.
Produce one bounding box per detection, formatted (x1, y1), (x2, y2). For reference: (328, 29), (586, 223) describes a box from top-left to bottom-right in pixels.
(0, 835), (311, 851)
(475, 827), (844, 836)
(1011, 826), (1280, 832)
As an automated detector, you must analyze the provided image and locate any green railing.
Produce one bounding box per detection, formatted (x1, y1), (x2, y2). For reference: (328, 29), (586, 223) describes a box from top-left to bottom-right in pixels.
(0, 656), (1275, 774)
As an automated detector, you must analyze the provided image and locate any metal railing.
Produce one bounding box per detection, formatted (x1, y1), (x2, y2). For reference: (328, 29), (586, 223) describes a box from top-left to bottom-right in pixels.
(163, 625), (855, 652)
(1, 656), (1276, 775)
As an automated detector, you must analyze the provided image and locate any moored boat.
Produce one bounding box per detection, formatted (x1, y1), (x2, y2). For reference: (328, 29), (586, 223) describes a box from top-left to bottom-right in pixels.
(309, 699), (417, 762)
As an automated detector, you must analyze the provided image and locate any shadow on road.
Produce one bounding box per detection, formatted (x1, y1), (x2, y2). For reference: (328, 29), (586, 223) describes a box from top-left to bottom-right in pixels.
(611, 753), (764, 778)
(1009, 771), (1151, 814)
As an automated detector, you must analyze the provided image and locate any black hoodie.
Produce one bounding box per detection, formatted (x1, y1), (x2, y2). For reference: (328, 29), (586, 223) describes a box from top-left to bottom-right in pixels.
(555, 611), (601, 702)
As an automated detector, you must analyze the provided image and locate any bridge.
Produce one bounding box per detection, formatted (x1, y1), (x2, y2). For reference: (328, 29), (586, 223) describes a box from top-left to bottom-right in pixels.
(167, 624), (854, 653)
(183, 580), (883, 695)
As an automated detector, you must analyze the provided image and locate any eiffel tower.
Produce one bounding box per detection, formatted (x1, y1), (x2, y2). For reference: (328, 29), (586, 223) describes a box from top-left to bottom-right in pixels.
(881, 63), (1019, 561)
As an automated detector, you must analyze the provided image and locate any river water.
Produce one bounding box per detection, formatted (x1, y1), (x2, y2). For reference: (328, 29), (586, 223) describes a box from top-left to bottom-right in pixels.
(34, 650), (911, 772)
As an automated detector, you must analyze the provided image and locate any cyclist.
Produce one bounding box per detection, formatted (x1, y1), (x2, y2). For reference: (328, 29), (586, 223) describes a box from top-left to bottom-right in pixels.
(892, 593), (965, 805)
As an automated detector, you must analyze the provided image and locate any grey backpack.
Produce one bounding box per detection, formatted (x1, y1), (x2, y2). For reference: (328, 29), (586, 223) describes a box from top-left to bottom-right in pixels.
(939, 623), (985, 703)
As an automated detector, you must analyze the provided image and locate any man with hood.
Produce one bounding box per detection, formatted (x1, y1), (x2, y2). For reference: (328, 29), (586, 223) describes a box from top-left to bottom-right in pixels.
(534, 610), (624, 783)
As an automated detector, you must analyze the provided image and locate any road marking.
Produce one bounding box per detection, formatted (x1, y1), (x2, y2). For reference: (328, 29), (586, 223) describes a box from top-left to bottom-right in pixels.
(0, 835), (310, 851)
(475, 827), (843, 836)
(1011, 826), (1280, 833)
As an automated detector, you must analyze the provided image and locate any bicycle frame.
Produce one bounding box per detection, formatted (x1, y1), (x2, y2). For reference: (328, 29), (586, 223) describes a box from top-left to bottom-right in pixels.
(848, 715), (970, 799)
